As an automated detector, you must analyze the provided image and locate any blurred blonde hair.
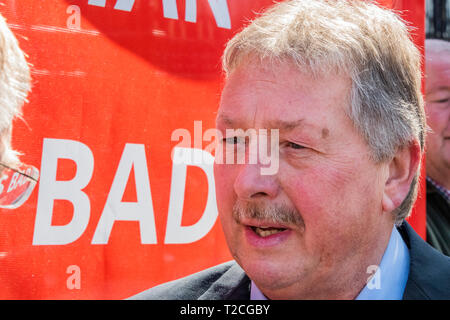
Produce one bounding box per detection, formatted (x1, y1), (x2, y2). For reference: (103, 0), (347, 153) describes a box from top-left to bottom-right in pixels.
(0, 14), (31, 166)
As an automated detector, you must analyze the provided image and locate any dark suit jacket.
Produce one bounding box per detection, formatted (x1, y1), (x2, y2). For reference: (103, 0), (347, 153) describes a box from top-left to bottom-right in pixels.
(426, 179), (450, 256)
(130, 222), (450, 300)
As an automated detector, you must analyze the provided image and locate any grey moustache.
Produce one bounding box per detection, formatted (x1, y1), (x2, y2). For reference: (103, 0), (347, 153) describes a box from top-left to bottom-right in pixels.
(232, 201), (305, 229)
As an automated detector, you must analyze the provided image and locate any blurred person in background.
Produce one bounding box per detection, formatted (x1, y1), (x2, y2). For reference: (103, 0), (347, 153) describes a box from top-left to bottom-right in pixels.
(424, 39), (450, 256)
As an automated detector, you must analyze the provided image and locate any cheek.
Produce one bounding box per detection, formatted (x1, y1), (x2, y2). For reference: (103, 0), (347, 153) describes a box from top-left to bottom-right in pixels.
(214, 163), (234, 194)
(282, 160), (382, 228)
(214, 163), (237, 224)
(427, 109), (447, 136)
(282, 164), (383, 262)
(426, 125), (445, 158)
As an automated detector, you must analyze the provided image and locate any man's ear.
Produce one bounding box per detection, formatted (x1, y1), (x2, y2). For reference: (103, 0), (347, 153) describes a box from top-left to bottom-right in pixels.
(382, 140), (422, 213)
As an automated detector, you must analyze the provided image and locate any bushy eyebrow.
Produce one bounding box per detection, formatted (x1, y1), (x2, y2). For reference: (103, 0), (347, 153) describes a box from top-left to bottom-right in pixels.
(215, 114), (235, 127)
(266, 119), (305, 131)
(215, 113), (330, 142)
(216, 114), (305, 131)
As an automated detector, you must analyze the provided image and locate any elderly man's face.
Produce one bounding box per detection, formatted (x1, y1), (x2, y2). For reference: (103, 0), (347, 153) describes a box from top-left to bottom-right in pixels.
(214, 60), (390, 298)
(425, 45), (450, 183)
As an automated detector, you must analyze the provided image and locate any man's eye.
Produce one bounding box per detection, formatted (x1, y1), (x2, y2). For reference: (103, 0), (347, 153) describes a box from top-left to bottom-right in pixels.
(433, 98), (449, 104)
(224, 137), (244, 144)
(286, 142), (305, 150)
(429, 94), (450, 104)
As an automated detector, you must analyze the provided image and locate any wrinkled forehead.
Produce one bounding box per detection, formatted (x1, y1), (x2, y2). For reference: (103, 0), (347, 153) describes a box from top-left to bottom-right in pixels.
(425, 39), (450, 54)
(217, 58), (353, 132)
(426, 40), (450, 71)
(220, 57), (349, 100)
(225, 53), (346, 83)
(425, 50), (450, 91)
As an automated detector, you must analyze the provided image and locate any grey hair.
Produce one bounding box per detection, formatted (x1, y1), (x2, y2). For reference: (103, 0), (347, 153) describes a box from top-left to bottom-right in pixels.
(222, 0), (426, 224)
(0, 14), (31, 166)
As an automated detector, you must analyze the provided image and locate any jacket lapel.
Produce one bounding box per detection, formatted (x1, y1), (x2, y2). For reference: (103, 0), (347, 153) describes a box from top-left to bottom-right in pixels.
(399, 222), (450, 299)
(198, 262), (251, 300)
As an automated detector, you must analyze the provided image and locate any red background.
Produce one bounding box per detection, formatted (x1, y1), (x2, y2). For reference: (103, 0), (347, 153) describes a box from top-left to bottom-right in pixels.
(0, 0), (426, 299)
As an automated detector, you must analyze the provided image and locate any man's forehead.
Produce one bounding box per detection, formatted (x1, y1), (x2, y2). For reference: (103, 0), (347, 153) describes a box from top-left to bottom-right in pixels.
(217, 59), (352, 135)
(215, 113), (329, 139)
(426, 40), (450, 70)
(425, 39), (450, 54)
(225, 60), (311, 89)
(426, 53), (450, 92)
(221, 58), (352, 99)
(426, 52), (450, 69)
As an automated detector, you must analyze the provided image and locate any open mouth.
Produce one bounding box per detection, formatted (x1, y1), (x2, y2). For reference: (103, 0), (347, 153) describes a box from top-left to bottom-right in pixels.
(250, 226), (287, 237)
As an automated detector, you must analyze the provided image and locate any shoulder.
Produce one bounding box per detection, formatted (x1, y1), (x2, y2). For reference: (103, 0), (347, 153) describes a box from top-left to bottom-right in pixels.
(128, 260), (250, 300)
(399, 222), (450, 299)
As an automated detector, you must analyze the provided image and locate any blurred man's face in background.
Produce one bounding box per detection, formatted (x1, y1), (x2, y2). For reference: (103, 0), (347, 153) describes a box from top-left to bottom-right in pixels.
(425, 40), (450, 187)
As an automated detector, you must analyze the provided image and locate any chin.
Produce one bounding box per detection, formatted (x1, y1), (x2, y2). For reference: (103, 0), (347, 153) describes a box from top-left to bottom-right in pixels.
(236, 253), (306, 292)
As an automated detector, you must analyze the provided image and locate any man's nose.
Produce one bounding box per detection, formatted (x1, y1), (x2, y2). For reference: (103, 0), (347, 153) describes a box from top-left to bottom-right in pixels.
(233, 163), (280, 201)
